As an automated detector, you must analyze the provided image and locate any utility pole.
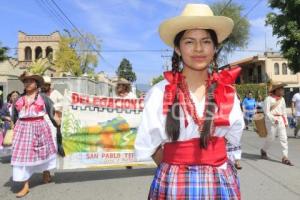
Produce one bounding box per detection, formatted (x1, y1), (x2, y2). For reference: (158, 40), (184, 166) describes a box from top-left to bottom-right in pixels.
(264, 31), (267, 52)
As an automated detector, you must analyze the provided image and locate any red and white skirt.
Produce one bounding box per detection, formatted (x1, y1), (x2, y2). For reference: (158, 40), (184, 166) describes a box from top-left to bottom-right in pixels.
(11, 117), (56, 166)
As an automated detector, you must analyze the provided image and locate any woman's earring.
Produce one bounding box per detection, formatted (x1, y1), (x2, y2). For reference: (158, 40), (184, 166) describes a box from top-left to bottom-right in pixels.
(209, 62), (216, 74)
(179, 56), (183, 70)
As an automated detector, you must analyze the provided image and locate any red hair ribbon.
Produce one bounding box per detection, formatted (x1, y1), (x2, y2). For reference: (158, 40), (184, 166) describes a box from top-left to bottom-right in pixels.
(163, 71), (189, 127)
(212, 66), (241, 126)
(162, 66), (241, 127)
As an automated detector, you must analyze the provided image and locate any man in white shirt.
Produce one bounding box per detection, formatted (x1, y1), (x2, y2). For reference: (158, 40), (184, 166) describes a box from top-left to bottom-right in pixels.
(291, 91), (300, 137)
(261, 82), (293, 166)
(41, 76), (64, 150)
(42, 76), (64, 122)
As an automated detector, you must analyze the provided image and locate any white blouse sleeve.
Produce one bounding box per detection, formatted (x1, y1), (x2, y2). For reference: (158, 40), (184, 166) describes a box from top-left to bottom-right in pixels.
(217, 94), (245, 146)
(264, 96), (276, 124)
(282, 99), (288, 126)
(134, 82), (166, 161)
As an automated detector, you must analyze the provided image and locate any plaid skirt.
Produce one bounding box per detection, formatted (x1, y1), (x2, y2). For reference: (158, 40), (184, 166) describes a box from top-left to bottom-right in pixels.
(11, 118), (56, 166)
(149, 162), (240, 200)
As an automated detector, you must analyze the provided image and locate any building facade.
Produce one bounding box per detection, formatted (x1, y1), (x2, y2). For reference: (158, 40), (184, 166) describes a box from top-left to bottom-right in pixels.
(0, 31), (133, 101)
(17, 31), (60, 69)
(230, 51), (300, 106)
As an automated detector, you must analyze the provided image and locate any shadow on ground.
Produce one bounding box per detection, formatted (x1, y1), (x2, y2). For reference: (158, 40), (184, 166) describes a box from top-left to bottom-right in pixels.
(54, 167), (156, 184)
(242, 152), (281, 164)
(3, 167), (156, 192)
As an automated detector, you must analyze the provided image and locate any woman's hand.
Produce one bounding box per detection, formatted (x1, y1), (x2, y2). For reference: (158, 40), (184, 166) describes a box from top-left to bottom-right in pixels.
(3, 116), (11, 122)
(152, 145), (163, 166)
(54, 111), (62, 126)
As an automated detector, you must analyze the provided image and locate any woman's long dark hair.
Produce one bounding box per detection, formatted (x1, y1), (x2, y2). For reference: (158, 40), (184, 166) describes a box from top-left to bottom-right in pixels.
(165, 29), (219, 148)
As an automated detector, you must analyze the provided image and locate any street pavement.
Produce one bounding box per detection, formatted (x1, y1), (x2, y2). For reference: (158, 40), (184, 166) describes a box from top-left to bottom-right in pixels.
(1, 127), (300, 200)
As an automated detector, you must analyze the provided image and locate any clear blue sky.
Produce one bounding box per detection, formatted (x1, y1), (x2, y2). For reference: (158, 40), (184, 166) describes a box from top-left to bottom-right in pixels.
(0, 0), (279, 84)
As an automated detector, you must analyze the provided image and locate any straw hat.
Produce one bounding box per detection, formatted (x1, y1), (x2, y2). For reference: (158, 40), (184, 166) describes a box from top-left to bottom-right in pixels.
(19, 71), (44, 86)
(159, 4), (234, 47)
(269, 82), (287, 92)
(117, 78), (130, 85)
(43, 75), (52, 84)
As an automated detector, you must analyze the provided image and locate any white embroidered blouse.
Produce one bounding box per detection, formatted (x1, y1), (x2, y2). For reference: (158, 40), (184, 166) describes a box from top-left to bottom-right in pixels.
(134, 80), (244, 162)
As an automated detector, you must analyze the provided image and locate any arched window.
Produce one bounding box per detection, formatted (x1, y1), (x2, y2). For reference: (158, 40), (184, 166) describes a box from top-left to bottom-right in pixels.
(46, 46), (53, 60)
(282, 63), (288, 75)
(274, 63), (279, 75)
(35, 46), (42, 60)
(24, 46), (32, 61)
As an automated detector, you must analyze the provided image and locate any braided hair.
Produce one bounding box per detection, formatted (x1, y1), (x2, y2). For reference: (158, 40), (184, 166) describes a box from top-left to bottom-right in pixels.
(165, 29), (219, 148)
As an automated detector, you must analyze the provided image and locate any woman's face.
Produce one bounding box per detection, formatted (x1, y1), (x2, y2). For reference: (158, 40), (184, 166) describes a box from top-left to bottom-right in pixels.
(176, 29), (215, 71)
(10, 92), (19, 103)
(41, 83), (51, 93)
(23, 78), (38, 92)
(116, 84), (130, 97)
(275, 87), (285, 97)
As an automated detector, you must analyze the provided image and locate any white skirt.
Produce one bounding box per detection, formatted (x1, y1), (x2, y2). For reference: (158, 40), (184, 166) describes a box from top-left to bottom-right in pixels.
(13, 156), (56, 182)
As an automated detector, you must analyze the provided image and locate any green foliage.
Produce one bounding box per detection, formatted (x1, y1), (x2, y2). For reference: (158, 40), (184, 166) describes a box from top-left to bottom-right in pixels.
(71, 30), (100, 74)
(266, 0), (300, 73)
(210, 1), (250, 61)
(55, 37), (81, 76)
(236, 83), (268, 100)
(151, 75), (164, 85)
(116, 58), (137, 82)
(62, 110), (82, 137)
(28, 58), (50, 75)
(0, 43), (8, 62)
(62, 110), (87, 155)
(55, 30), (101, 76)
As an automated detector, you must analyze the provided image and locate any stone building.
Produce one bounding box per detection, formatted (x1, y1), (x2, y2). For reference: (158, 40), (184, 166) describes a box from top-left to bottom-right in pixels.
(17, 31), (60, 76)
(0, 31), (118, 101)
(229, 51), (300, 106)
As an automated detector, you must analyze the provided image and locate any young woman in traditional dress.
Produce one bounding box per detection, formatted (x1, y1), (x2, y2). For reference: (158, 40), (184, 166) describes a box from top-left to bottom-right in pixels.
(11, 72), (63, 197)
(135, 4), (244, 199)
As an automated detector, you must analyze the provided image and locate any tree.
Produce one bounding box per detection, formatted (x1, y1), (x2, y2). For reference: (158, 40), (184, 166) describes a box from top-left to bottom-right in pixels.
(54, 37), (81, 76)
(28, 58), (51, 75)
(210, 2), (250, 63)
(0, 43), (8, 62)
(71, 31), (100, 74)
(266, 0), (300, 72)
(116, 58), (136, 82)
(56, 30), (100, 76)
(151, 75), (164, 85)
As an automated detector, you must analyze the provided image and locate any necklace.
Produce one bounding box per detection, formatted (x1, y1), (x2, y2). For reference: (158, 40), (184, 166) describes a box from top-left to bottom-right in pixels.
(179, 76), (208, 130)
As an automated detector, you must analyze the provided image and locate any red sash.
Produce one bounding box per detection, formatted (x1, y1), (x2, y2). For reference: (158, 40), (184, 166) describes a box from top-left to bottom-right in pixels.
(19, 116), (44, 121)
(162, 137), (227, 167)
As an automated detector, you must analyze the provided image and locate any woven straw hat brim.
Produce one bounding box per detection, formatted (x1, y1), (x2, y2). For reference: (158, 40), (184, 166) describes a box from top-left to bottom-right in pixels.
(159, 15), (233, 47)
(19, 74), (44, 86)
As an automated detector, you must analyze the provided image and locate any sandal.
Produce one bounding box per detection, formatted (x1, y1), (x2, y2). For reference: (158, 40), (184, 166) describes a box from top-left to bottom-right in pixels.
(16, 181), (29, 198)
(260, 149), (268, 159)
(234, 160), (242, 170)
(43, 171), (52, 184)
(282, 158), (293, 166)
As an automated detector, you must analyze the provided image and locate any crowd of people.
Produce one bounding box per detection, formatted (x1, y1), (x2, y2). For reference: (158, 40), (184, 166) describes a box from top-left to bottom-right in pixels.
(0, 71), (141, 197)
(0, 3), (298, 199)
(235, 82), (295, 170)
